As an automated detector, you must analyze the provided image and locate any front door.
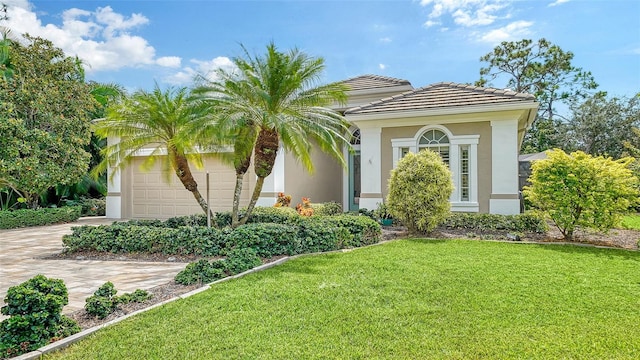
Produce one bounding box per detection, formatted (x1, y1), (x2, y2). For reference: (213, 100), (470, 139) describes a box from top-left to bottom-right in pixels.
(348, 150), (361, 211)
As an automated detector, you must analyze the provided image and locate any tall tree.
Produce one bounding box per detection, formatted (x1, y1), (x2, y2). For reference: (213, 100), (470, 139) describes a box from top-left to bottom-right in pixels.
(93, 85), (214, 216)
(51, 82), (127, 203)
(567, 93), (640, 158)
(194, 43), (351, 228)
(476, 38), (599, 152)
(0, 35), (97, 207)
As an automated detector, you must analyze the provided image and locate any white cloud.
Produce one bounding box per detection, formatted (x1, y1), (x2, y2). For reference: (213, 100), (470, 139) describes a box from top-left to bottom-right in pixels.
(548, 0), (570, 7)
(1, 1), (179, 73)
(479, 20), (533, 43)
(420, 0), (507, 27)
(379, 37), (392, 43)
(379, 63), (386, 70)
(156, 56), (181, 68)
(424, 20), (441, 27)
(164, 56), (237, 85)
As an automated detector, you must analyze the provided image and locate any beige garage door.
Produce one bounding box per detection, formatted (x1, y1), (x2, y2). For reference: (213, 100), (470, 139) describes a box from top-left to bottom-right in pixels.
(127, 155), (252, 219)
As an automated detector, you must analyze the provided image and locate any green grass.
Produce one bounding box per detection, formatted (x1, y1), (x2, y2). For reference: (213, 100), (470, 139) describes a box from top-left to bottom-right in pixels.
(622, 214), (640, 230)
(47, 240), (640, 359)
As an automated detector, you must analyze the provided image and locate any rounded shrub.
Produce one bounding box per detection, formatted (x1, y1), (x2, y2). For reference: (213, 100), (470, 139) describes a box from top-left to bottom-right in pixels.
(0, 275), (80, 358)
(387, 150), (453, 234)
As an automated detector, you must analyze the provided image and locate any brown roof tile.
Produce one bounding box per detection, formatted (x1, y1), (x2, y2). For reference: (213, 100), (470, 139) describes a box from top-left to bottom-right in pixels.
(345, 82), (536, 115)
(342, 74), (412, 91)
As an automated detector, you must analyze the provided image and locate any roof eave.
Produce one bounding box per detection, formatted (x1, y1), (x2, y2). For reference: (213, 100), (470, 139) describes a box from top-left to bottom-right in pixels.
(346, 85), (414, 97)
(346, 101), (539, 122)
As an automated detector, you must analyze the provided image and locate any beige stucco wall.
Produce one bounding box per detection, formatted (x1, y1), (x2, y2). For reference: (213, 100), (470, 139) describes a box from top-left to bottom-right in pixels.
(380, 121), (492, 213)
(283, 148), (343, 207)
(121, 155), (253, 219)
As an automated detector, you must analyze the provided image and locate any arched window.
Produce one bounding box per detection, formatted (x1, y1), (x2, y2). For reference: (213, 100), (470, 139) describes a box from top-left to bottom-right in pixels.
(418, 129), (449, 164)
(350, 129), (361, 145)
(391, 125), (479, 211)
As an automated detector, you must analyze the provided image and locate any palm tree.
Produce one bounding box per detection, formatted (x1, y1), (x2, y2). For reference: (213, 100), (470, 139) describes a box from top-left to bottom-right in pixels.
(93, 85), (213, 216)
(194, 42), (351, 227)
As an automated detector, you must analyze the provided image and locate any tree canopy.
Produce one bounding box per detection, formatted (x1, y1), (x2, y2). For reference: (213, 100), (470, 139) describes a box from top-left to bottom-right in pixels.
(0, 35), (97, 207)
(476, 38), (599, 153)
(194, 42), (351, 227)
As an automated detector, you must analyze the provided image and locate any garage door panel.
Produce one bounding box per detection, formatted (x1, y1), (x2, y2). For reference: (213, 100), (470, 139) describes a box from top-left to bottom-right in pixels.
(129, 156), (250, 219)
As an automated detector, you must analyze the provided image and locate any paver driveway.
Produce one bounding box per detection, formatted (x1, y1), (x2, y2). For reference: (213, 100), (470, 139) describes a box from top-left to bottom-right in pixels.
(0, 218), (187, 320)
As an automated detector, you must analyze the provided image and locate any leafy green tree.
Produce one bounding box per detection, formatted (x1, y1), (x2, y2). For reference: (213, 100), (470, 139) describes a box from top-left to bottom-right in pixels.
(93, 85), (214, 216)
(193, 43), (350, 228)
(0, 35), (97, 208)
(567, 93), (640, 158)
(476, 38), (599, 152)
(386, 150), (453, 234)
(523, 149), (638, 240)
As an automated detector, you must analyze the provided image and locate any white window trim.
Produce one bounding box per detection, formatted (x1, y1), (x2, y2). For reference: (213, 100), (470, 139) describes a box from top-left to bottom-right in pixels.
(391, 125), (480, 212)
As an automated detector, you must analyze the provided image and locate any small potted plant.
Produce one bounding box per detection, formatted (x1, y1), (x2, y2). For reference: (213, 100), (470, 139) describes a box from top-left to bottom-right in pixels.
(375, 202), (393, 226)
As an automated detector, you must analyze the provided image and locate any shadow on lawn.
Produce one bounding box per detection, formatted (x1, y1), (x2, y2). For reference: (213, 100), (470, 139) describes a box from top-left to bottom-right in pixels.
(530, 242), (640, 261)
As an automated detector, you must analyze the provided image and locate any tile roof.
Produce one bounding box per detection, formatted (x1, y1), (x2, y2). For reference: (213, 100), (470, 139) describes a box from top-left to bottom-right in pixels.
(342, 74), (412, 91)
(345, 82), (536, 115)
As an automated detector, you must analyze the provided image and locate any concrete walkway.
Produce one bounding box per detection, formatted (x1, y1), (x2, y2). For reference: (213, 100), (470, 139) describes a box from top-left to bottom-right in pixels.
(0, 218), (187, 320)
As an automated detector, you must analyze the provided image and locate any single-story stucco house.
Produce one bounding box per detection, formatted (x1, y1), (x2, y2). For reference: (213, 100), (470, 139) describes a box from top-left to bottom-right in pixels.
(105, 74), (538, 219)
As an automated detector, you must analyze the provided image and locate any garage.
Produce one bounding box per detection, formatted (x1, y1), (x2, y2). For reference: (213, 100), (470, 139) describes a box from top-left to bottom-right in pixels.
(122, 155), (253, 219)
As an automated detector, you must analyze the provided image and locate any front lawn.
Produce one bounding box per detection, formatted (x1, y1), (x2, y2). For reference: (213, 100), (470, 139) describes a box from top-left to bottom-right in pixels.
(48, 240), (640, 359)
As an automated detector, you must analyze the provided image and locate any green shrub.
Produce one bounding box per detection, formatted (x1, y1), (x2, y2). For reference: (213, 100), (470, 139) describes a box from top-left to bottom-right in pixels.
(524, 149), (639, 240)
(0, 275), (80, 358)
(387, 150), (453, 234)
(175, 259), (227, 285)
(325, 214), (381, 247)
(224, 248), (262, 275)
(85, 294), (116, 319)
(63, 225), (226, 256)
(312, 202), (343, 216)
(163, 214), (208, 228)
(118, 289), (152, 304)
(63, 198), (106, 216)
(120, 219), (166, 227)
(85, 282), (152, 319)
(226, 223), (301, 257)
(215, 206), (299, 227)
(442, 212), (548, 233)
(0, 206), (82, 229)
(298, 217), (350, 252)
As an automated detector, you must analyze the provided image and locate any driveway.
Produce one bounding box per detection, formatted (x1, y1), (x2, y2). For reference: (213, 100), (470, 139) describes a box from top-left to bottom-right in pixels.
(0, 218), (187, 320)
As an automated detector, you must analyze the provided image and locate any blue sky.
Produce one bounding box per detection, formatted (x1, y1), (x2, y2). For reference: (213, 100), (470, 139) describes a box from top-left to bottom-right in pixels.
(4, 0), (639, 97)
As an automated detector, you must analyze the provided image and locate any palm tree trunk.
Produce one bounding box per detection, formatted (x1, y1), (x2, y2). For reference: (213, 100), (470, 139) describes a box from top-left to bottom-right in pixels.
(236, 128), (279, 227)
(171, 150), (213, 219)
(231, 172), (245, 228)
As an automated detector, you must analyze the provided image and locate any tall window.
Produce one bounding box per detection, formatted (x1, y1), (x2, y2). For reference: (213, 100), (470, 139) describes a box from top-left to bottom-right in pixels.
(418, 129), (449, 164)
(460, 146), (470, 201)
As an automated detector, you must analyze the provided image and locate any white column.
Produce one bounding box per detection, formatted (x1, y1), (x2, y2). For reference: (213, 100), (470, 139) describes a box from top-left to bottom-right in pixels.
(105, 136), (122, 219)
(256, 145), (286, 207)
(358, 127), (383, 211)
(490, 119), (520, 214)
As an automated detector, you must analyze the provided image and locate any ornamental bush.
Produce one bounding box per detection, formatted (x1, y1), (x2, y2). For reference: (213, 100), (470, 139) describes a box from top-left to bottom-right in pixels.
(85, 282), (151, 319)
(387, 150), (453, 234)
(175, 259), (227, 285)
(523, 149), (639, 240)
(0, 206), (81, 229)
(442, 212), (548, 233)
(0, 275), (80, 358)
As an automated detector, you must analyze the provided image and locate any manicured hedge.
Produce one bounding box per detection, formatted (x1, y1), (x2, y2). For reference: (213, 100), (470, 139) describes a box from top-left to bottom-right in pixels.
(61, 210), (382, 257)
(0, 206), (82, 229)
(62, 225), (227, 256)
(441, 212), (548, 233)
